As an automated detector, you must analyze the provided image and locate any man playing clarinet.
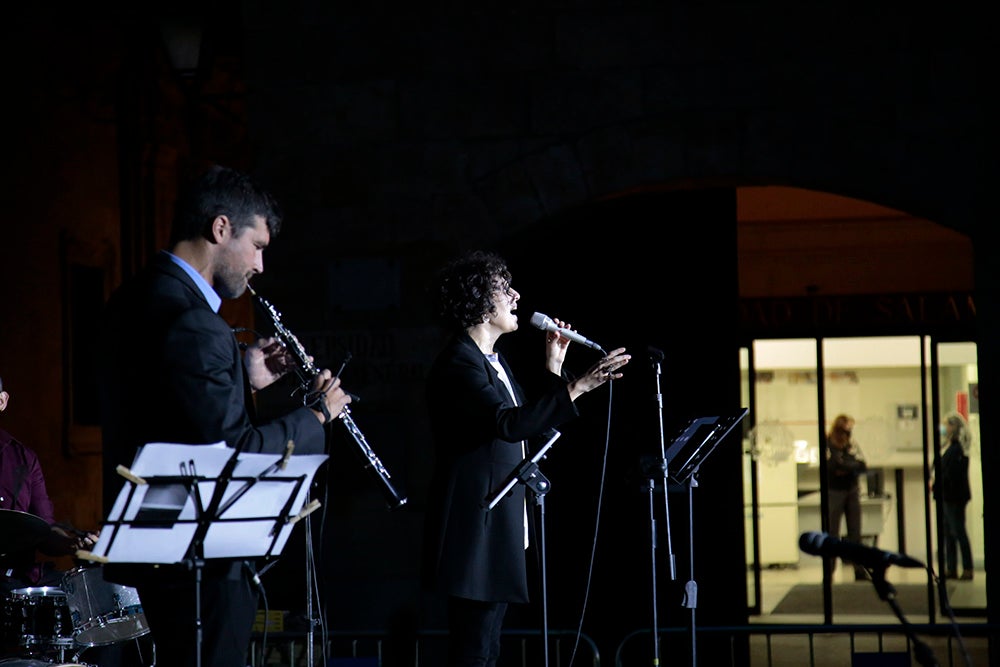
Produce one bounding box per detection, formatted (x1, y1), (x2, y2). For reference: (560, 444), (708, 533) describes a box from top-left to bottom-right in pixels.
(97, 164), (352, 667)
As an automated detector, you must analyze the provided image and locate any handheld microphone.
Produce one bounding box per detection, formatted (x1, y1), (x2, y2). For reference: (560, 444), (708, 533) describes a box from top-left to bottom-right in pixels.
(529, 312), (606, 354)
(799, 531), (924, 570)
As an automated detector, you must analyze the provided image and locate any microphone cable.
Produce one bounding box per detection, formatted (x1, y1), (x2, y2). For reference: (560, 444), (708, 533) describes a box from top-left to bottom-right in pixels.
(307, 488), (330, 667)
(246, 559), (271, 662)
(566, 375), (615, 667)
(232, 326), (265, 351)
(933, 568), (973, 667)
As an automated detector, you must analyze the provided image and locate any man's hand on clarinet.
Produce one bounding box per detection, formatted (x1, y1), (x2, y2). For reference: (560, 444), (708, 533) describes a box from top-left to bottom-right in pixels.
(311, 369), (353, 425)
(245, 336), (296, 390)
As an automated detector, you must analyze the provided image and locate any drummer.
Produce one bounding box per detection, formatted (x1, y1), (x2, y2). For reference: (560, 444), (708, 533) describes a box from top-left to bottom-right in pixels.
(0, 374), (97, 596)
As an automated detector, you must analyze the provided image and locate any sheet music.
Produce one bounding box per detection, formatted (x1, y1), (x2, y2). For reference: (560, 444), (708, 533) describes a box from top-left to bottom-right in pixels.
(94, 442), (328, 563)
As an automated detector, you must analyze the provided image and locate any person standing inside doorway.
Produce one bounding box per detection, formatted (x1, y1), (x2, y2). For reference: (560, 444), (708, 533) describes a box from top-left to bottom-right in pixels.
(932, 411), (974, 580)
(826, 413), (868, 580)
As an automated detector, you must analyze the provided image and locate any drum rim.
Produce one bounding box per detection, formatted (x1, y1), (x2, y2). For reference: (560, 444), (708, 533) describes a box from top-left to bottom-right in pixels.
(8, 586), (66, 597)
(56, 567), (150, 645)
(73, 615), (151, 646)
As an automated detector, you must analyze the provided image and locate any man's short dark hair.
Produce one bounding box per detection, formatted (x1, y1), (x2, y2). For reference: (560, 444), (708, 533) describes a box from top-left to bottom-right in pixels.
(169, 165), (283, 245)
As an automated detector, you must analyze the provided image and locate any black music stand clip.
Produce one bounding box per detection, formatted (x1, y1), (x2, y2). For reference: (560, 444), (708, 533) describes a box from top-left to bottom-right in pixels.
(483, 429), (561, 667)
(483, 430), (560, 512)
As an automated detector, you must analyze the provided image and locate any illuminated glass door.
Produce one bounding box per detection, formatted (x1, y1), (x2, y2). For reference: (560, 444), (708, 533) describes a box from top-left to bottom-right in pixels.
(742, 339), (819, 617)
(742, 336), (986, 620)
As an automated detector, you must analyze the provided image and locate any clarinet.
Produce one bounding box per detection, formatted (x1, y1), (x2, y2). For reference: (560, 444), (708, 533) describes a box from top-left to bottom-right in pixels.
(247, 286), (408, 509)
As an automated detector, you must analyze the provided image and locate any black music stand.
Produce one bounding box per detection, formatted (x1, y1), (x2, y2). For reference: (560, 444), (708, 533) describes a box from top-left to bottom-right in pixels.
(85, 442), (327, 667)
(483, 429), (561, 667)
(663, 409), (748, 667)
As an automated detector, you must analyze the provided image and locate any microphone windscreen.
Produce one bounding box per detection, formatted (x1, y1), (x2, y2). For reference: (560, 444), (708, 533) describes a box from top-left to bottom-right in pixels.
(799, 531), (826, 555)
(530, 312), (553, 330)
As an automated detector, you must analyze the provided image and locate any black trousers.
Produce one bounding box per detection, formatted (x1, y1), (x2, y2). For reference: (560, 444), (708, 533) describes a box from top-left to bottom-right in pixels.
(447, 596), (508, 667)
(135, 567), (258, 667)
(942, 500), (973, 573)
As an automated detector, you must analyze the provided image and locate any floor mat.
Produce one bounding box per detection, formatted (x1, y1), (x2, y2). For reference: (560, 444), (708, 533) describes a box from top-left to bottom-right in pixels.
(770, 582), (957, 615)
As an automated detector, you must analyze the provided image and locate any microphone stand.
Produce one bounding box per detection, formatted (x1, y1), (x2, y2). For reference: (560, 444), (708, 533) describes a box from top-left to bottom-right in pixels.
(682, 470), (701, 667)
(485, 430), (561, 667)
(644, 347), (676, 666)
(187, 444), (244, 667)
(306, 415), (338, 667)
(305, 490), (316, 667)
(868, 567), (940, 667)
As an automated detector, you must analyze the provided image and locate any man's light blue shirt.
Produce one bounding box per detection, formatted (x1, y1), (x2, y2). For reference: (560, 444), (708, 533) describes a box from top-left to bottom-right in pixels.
(164, 250), (222, 313)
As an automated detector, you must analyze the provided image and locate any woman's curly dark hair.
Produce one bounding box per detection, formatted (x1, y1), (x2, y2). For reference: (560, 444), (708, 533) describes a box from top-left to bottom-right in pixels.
(433, 250), (512, 330)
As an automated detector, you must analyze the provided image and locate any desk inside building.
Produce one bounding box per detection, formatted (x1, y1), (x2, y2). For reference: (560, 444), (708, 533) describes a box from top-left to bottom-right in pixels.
(798, 491), (892, 547)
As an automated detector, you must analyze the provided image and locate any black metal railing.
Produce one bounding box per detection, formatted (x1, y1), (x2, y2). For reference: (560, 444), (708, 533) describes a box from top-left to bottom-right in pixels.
(249, 628), (601, 666)
(249, 622), (996, 666)
(614, 623), (995, 667)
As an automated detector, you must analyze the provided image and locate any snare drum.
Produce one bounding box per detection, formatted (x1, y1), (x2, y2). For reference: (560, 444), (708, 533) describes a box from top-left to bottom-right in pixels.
(61, 567), (148, 647)
(2, 587), (75, 650)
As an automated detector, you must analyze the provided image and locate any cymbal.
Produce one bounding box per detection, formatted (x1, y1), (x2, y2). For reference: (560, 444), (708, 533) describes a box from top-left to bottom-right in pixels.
(0, 508), (51, 558)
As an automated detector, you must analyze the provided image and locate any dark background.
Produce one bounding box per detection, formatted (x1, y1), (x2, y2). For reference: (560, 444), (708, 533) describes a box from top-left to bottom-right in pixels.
(0, 3), (994, 664)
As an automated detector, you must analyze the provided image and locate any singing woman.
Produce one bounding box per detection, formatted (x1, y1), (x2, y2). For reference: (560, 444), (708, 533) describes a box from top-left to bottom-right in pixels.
(421, 249), (629, 667)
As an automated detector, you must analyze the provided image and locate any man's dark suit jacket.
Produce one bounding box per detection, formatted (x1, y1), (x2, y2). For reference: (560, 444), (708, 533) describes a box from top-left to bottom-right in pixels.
(422, 331), (578, 603)
(99, 252), (326, 506)
(98, 252), (329, 574)
(96, 251), (333, 665)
